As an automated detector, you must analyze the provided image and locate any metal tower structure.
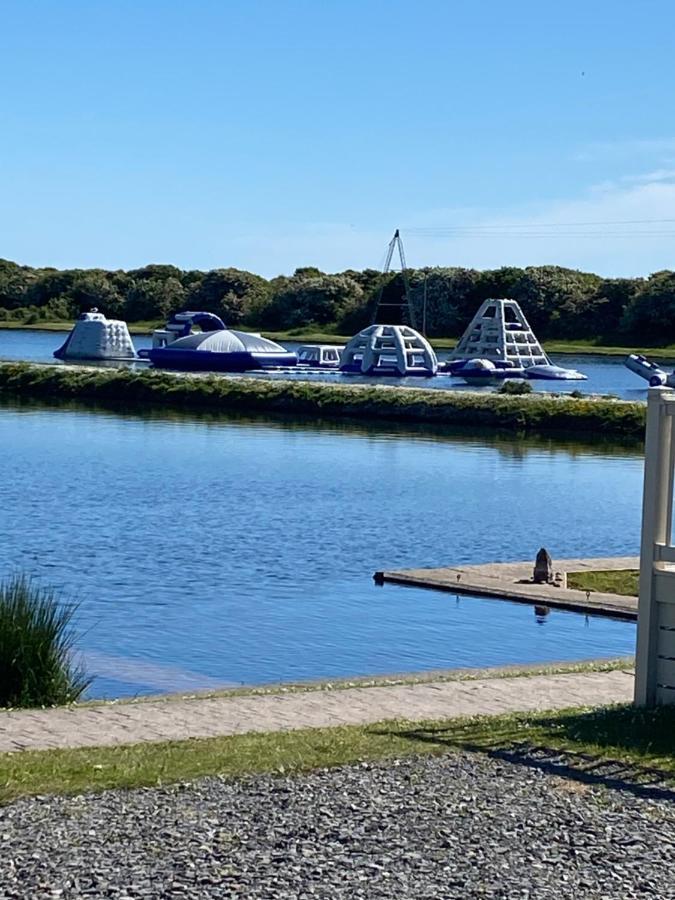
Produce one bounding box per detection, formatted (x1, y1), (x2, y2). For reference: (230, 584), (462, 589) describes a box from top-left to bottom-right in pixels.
(372, 229), (417, 329)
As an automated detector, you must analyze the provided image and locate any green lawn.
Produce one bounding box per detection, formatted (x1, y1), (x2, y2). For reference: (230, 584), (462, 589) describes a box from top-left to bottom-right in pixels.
(567, 569), (639, 597)
(2, 701), (673, 805)
(0, 319), (160, 336)
(542, 339), (675, 358)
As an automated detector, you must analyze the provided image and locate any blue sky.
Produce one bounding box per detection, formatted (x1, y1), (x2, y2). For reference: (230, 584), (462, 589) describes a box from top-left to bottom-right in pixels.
(2, 0), (675, 277)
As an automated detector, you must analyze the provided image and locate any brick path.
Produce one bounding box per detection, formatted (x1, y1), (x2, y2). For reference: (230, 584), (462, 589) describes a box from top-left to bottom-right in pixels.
(0, 669), (634, 754)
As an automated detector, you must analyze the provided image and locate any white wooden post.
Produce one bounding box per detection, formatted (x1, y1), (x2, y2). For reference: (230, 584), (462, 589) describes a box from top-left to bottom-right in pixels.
(635, 387), (675, 705)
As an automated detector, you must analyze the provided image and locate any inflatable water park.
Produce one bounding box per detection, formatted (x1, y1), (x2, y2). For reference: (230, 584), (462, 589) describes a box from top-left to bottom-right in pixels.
(52, 229), (588, 385)
(53, 303), (586, 383)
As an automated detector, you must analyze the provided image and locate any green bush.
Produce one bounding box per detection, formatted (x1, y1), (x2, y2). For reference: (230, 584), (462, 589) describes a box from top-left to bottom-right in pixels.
(498, 379), (533, 395)
(0, 574), (90, 708)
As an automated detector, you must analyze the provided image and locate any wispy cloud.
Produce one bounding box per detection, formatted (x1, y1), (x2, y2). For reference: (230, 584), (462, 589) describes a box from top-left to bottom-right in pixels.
(574, 137), (675, 163)
(222, 172), (675, 278)
(8, 169), (673, 279)
(618, 168), (675, 185)
(399, 174), (675, 277)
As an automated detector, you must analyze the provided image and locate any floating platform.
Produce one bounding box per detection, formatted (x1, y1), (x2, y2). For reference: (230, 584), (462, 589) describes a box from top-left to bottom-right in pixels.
(375, 556), (639, 620)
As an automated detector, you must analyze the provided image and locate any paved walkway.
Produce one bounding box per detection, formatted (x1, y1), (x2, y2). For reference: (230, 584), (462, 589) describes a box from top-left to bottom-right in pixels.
(380, 556), (639, 619)
(0, 669), (634, 754)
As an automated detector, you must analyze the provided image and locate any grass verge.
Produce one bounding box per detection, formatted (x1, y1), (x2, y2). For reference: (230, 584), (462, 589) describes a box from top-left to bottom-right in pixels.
(1, 702), (672, 805)
(0, 362), (647, 438)
(568, 570), (639, 597)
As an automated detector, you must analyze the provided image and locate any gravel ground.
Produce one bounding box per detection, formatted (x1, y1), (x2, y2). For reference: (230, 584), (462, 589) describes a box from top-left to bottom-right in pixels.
(1, 752), (673, 899)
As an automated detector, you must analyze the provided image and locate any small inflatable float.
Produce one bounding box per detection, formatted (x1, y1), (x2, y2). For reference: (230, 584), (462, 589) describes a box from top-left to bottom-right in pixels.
(525, 363), (586, 381)
(54, 309), (136, 361)
(446, 359), (525, 384)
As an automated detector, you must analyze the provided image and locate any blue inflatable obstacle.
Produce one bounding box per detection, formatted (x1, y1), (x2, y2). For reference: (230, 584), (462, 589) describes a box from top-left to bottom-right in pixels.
(142, 311), (297, 372)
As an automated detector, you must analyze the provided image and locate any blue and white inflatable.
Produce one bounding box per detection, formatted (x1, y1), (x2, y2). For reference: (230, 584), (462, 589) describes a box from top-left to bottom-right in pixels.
(143, 311), (297, 372)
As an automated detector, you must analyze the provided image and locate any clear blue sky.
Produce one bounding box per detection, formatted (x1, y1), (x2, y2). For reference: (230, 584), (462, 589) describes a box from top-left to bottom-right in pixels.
(2, 0), (675, 277)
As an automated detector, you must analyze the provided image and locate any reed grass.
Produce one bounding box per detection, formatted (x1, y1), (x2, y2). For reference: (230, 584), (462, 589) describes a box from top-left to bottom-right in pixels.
(0, 574), (90, 709)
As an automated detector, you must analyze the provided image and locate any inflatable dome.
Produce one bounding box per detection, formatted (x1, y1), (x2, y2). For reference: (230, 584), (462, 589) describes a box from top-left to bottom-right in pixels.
(340, 324), (437, 377)
(147, 328), (297, 371)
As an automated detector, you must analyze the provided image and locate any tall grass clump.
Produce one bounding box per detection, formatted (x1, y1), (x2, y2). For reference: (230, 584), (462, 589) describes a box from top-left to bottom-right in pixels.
(0, 574), (90, 708)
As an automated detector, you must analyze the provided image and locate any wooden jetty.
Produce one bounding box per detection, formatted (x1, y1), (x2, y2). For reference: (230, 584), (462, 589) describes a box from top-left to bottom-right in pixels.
(375, 556), (639, 620)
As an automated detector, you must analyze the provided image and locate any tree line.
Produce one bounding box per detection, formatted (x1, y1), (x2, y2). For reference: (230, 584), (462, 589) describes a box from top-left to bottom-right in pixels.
(1, 257), (674, 343)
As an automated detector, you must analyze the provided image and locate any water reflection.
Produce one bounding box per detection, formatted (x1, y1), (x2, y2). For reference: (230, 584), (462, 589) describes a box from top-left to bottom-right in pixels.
(534, 605), (551, 625)
(0, 393), (643, 459)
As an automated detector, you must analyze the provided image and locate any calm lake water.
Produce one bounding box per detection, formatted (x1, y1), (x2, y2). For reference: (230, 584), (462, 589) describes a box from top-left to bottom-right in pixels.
(0, 327), (656, 400)
(0, 398), (639, 698)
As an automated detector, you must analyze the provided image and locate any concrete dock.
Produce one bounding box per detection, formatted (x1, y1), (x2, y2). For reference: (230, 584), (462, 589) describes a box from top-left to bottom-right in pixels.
(376, 556), (639, 620)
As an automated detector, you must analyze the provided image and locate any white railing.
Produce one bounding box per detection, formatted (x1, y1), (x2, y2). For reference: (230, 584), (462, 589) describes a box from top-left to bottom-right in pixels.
(635, 387), (675, 705)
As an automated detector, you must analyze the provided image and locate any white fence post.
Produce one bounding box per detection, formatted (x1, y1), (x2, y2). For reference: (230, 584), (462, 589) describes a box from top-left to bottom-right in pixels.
(635, 387), (675, 706)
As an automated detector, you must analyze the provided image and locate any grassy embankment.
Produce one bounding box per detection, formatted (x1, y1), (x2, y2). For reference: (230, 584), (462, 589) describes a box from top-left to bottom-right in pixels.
(568, 569), (640, 597)
(0, 362), (647, 438)
(2, 319), (675, 358)
(2, 701), (673, 804)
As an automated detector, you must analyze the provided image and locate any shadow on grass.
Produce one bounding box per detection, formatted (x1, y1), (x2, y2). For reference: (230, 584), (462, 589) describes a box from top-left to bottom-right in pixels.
(378, 704), (675, 802)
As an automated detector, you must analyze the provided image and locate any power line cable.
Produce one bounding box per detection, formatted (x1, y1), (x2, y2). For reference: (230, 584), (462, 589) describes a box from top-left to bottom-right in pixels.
(404, 217), (675, 232)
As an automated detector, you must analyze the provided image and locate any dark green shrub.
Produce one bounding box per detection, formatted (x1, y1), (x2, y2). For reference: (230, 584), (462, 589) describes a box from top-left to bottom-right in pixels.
(498, 380), (533, 395)
(0, 574), (90, 708)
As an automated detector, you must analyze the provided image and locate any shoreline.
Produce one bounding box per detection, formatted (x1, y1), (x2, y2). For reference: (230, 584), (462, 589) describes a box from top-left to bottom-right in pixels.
(0, 361), (647, 438)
